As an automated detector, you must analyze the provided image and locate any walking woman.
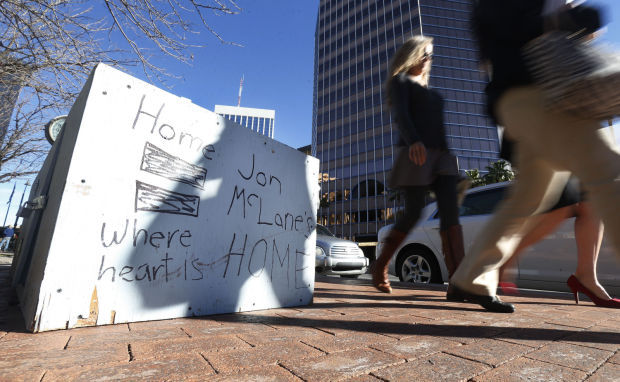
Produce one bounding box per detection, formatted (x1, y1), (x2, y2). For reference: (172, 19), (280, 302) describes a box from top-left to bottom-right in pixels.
(373, 36), (464, 293)
(498, 137), (620, 308)
(448, 0), (620, 312)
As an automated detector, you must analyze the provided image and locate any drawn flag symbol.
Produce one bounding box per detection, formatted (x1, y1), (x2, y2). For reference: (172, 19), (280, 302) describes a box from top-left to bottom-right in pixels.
(135, 181), (200, 216)
(140, 142), (207, 190)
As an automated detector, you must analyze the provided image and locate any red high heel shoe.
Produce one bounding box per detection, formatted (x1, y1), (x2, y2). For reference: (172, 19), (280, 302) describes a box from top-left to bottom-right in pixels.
(498, 281), (520, 296)
(566, 275), (620, 309)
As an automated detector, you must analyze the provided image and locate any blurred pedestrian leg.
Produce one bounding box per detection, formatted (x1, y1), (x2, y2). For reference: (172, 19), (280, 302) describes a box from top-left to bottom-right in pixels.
(451, 86), (620, 297)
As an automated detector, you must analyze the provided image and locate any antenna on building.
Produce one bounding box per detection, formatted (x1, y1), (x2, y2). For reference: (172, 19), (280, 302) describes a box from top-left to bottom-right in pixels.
(237, 75), (244, 107)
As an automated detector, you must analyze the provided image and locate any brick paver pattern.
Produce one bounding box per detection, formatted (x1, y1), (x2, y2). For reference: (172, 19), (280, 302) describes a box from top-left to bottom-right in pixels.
(0, 268), (618, 381)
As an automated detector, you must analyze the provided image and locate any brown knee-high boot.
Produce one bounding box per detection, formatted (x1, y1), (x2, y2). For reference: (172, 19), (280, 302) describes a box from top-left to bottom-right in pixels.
(440, 224), (465, 279)
(372, 229), (407, 293)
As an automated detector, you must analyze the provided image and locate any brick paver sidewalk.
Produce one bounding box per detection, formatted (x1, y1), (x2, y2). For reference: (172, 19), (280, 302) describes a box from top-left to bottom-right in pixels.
(0, 267), (618, 381)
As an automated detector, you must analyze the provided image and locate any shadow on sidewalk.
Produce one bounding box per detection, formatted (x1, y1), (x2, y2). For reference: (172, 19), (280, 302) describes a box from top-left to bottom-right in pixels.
(1, 266), (615, 345)
(212, 311), (619, 345)
(315, 274), (579, 306)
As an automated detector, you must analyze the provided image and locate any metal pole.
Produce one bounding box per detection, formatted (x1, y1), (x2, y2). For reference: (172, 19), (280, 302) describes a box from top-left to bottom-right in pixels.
(2, 205), (9, 227)
(3, 182), (15, 226)
(13, 180), (30, 228)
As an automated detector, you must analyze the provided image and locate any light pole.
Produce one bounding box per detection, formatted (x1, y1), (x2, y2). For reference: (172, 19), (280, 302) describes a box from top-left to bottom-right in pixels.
(3, 182), (15, 227)
(13, 180), (30, 228)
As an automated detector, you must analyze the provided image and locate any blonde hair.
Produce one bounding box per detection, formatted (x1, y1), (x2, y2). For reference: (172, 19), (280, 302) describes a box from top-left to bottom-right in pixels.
(385, 35), (433, 105)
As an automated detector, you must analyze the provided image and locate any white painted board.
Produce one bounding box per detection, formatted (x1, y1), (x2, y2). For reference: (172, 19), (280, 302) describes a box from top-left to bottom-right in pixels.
(16, 64), (319, 332)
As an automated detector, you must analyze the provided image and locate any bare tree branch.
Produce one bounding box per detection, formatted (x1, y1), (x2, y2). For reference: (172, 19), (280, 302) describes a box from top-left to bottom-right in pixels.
(0, 0), (242, 182)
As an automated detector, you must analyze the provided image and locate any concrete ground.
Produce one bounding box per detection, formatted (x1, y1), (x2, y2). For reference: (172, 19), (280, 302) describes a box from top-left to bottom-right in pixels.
(0, 262), (618, 381)
(0, 253), (13, 266)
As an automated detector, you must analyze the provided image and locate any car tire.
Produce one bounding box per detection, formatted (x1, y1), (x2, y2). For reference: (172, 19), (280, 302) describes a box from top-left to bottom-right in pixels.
(340, 274), (360, 279)
(395, 247), (442, 284)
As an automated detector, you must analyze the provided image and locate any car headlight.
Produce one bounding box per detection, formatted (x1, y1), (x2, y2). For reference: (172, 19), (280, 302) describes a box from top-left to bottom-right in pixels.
(316, 246), (325, 257)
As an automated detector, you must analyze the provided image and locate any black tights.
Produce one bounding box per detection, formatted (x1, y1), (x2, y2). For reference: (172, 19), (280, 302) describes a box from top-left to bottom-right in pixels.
(393, 175), (460, 233)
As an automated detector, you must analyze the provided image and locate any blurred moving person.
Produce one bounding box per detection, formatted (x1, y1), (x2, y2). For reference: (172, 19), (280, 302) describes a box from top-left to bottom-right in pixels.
(448, 0), (620, 313)
(497, 173), (620, 308)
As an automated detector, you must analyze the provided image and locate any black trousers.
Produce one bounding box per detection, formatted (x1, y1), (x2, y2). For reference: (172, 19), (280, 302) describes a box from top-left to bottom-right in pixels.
(393, 175), (460, 233)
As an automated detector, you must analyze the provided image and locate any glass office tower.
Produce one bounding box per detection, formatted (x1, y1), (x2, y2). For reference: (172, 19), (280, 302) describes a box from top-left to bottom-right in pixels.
(312, 0), (499, 240)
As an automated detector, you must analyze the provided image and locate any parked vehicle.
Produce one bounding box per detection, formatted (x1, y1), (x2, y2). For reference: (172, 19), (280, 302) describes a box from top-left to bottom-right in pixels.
(315, 224), (369, 278)
(377, 182), (620, 295)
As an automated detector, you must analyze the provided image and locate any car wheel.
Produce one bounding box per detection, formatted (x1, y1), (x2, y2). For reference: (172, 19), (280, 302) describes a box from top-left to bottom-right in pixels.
(396, 247), (442, 284)
(340, 274), (360, 279)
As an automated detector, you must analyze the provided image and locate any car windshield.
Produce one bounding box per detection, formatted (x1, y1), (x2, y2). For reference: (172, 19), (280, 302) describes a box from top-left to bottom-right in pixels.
(316, 224), (335, 236)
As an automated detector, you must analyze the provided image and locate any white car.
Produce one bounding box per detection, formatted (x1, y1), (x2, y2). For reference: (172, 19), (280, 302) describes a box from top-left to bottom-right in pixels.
(377, 182), (620, 295)
(315, 224), (369, 278)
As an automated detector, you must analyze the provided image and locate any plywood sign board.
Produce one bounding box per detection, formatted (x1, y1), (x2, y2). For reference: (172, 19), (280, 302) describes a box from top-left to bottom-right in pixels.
(15, 64), (319, 332)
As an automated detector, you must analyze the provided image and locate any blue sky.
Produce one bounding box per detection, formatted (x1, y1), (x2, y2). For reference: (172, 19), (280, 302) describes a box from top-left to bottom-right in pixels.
(2, 0), (620, 224)
(166, 0), (319, 150)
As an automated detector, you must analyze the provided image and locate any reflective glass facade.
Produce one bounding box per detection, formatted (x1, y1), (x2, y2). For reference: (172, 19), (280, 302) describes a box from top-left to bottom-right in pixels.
(312, 0), (499, 239)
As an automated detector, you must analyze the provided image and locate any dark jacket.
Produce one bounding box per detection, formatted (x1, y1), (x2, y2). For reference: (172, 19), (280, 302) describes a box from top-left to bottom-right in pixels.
(472, 0), (603, 122)
(388, 73), (448, 150)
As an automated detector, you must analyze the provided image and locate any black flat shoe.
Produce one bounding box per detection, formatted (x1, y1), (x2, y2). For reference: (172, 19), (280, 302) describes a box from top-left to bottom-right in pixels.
(447, 284), (515, 313)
